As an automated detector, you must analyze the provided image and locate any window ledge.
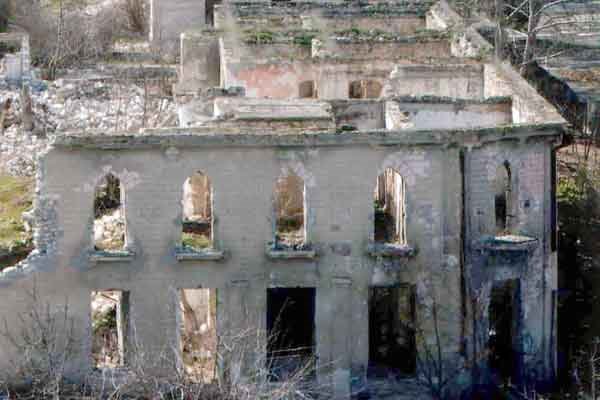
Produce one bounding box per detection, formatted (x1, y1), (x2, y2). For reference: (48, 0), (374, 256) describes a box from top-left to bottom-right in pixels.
(367, 242), (416, 258)
(90, 250), (135, 263)
(473, 235), (539, 252)
(266, 243), (317, 260)
(175, 247), (225, 261)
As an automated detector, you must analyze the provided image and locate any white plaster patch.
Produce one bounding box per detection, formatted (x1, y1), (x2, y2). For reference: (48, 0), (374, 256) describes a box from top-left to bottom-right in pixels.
(79, 166), (142, 193)
(280, 160), (316, 187)
(380, 150), (431, 187)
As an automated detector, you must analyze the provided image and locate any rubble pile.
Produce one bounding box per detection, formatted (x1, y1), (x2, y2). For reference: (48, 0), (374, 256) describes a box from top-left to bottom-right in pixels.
(94, 208), (126, 251)
(0, 78), (178, 176)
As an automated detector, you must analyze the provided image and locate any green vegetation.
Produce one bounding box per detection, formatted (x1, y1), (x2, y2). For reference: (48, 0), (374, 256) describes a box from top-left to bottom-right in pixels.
(0, 175), (33, 250)
(0, 0), (10, 33)
(245, 30), (275, 44)
(0, 175), (34, 270)
(334, 27), (450, 42)
(293, 33), (316, 47)
(181, 232), (211, 250)
(92, 306), (117, 334)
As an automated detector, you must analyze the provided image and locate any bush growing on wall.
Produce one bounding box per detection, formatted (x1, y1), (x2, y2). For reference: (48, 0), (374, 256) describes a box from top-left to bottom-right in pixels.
(13, 0), (124, 79)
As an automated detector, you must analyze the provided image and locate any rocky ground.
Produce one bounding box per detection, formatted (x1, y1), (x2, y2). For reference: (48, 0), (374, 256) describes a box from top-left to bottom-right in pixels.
(0, 64), (178, 267)
(94, 208), (126, 251)
(0, 73), (178, 177)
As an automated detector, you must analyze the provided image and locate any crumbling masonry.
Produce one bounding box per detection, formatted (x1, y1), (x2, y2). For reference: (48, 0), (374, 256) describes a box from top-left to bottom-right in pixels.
(0, 0), (566, 398)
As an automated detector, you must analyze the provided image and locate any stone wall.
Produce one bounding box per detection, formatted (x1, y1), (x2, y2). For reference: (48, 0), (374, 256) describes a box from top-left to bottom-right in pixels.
(385, 97), (512, 130)
(383, 64), (485, 99)
(464, 140), (558, 380)
(313, 38), (452, 61)
(484, 63), (565, 124)
(0, 33), (31, 83)
(177, 30), (220, 93)
(150, 0), (206, 42)
(0, 125), (562, 396)
(221, 58), (397, 99)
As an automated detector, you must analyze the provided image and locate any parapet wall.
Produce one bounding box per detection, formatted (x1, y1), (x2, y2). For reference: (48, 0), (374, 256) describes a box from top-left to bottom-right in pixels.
(484, 63), (565, 124)
(0, 33), (31, 82)
(385, 97), (512, 130)
(383, 64), (485, 99)
(150, 0), (206, 42)
(313, 37), (452, 60)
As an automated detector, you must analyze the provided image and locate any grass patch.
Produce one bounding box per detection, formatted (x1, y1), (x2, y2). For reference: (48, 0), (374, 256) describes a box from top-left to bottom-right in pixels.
(0, 175), (34, 249)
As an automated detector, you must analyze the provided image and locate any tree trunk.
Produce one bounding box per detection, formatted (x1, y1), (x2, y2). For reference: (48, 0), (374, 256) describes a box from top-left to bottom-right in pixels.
(494, 0), (505, 60)
(520, 0), (542, 75)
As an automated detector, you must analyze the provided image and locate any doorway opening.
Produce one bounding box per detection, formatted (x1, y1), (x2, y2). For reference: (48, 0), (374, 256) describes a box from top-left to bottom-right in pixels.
(488, 279), (521, 383)
(178, 288), (218, 382)
(91, 290), (129, 368)
(368, 286), (416, 377)
(266, 288), (315, 381)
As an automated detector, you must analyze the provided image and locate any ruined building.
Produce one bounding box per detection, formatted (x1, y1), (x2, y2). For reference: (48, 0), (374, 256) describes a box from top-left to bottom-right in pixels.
(0, 0), (567, 398)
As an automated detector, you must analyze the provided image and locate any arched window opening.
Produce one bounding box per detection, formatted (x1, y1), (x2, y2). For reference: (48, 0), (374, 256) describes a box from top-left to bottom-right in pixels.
(182, 172), (213, 250)
(299, 80), (317, 99)
(494, 162), (512, 235)
(93, 174), (126, 251)
(349, 80), (382, 99)
(274, 173), (306, 249)
(349, 80), (363, 99)
(374, 168), (406, 245)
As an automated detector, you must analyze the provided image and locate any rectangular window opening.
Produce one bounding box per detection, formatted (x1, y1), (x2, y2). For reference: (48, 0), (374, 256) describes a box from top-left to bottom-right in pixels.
(374, 168), (407, 245)
(267, 287), (315, 381)
(93, 174), (126, 251)
(368, 286), (416, 378)
(274, 174), (307, 249)
(91, 290), (129, 369)
(182, 172), (214, 251)
(178, 288), (218, 383)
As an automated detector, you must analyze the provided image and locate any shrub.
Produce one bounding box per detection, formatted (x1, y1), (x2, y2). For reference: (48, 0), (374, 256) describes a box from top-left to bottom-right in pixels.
(14, 1), (123, 79)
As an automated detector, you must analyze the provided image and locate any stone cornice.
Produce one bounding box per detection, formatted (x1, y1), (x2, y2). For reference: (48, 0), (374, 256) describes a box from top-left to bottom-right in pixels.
(52, 123), (566, 150)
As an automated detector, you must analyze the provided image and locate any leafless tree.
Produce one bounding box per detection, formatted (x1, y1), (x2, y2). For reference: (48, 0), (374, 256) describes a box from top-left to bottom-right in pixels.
(499, 0), (584, 73)
(0, 283), (79, 399)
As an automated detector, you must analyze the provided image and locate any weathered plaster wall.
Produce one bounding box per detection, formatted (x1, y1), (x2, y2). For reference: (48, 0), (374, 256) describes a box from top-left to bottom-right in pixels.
(304, 16), (425, 34)
(314, 39), (452, 61)
(150, 0), (206, 42)
(222, 59), (396, 99)
(0, 133), (473, 394)
(177, 31), (220, 94)
(464, 139), (558, 381)
(0, 33), (31, 82)
(330, 100), (385, 130)
(214, 5), (426, 34)
(213, 97), (332, 120)
(383, 64), (485, 99)
(484, 63), (564, 125)
(0, 127), (560, 395)
(385, 99), (512, 130)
